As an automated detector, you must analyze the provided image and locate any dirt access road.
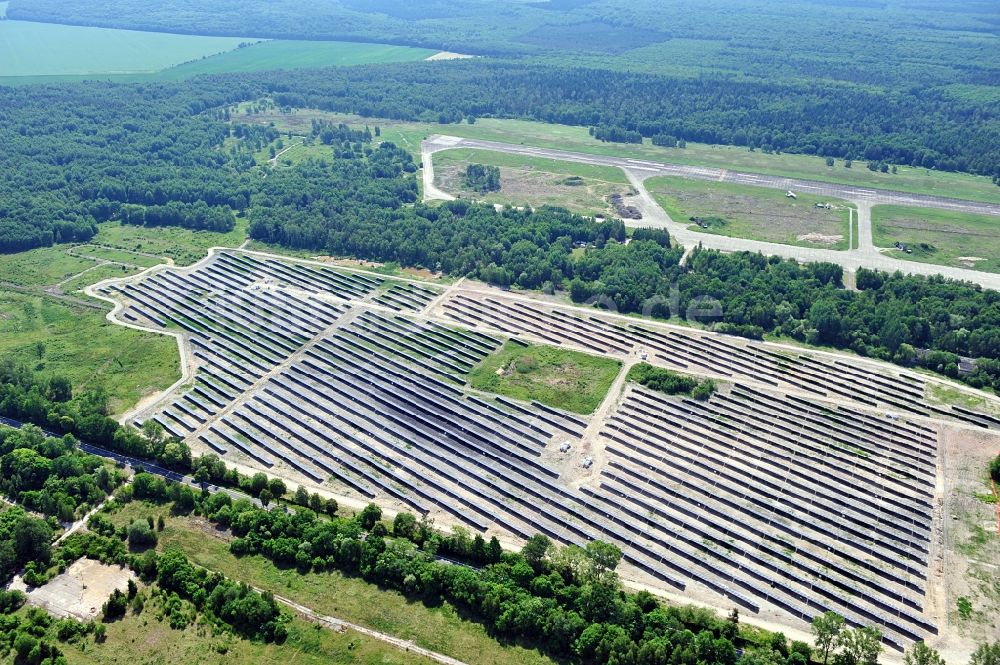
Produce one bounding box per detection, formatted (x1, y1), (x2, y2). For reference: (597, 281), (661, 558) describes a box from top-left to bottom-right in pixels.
(422, 136), (1000, 290)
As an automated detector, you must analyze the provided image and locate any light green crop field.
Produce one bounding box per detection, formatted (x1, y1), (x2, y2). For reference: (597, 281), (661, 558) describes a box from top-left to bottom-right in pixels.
(468, 340), (622, 415)
(154, 39), (435, 79)
(646, 176), (852, 250)
(0, 20), (250, 77)
(871, 205), (1000, 273)
(433, 147), (630, 216)
(0, 19), (433, 83)
(239, 110), (1000, 206)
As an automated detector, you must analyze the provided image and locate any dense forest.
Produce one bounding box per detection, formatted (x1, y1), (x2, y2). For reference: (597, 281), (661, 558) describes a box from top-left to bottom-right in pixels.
(3, 55), (997, 253)
(0, 82), (252, 252)
(8, 0), (999, 91)
(252, 62), (1000, 179)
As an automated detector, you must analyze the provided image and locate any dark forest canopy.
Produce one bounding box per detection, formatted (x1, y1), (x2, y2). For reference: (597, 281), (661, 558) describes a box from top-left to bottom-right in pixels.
(0, 57), (997, 253)
(1, 67), (999, 390)
(249, 62), (1000, 179)
(8, 0), (1000, 92)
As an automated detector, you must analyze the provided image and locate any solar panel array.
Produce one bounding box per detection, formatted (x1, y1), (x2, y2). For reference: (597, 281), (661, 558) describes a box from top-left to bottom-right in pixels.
(595, 385), (938, 649)
(97, 251), (956, 649)
(441, 294), (997, 430)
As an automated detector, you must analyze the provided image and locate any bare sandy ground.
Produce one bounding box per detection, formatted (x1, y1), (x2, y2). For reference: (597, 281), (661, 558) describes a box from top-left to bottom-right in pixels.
(10, 558), (136, 621)
(425, 51), (474, 61)
(932, 425), (1000, 662)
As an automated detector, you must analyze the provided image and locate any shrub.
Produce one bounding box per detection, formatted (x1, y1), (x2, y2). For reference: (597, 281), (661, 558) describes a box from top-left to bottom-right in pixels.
(127, 521), (158, 550)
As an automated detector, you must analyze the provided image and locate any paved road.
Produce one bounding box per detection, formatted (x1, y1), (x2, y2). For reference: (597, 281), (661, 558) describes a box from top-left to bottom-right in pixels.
(423, 136), (1000, 291)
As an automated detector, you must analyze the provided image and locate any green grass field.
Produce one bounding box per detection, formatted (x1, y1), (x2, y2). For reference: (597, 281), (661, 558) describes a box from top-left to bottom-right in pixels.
(434, 148), (630, 216)
(434, 148), (629, 184)
(67, 245), (164, 268)
(102, 503), (556, 665)
(646, 176), (852, 250)
(242, 110), (1000, 206)
(0, 227), (235, 415)
(0, 290), (179, 414)
(467, 340), (621, 415)
(0, 20), (249, 77)
(90, 218), (249, 266)
(41, 591), (430, 665)
(0, 246), (99, 287)
(871, 205), (1000, 273)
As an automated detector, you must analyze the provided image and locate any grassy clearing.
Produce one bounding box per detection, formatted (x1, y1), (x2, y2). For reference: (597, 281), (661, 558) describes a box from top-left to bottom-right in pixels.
(434, 148), (630, 216)
(468, 340), (621, 415)
(45, 594), (430, 665)
(926, 383), (1000, 417)
(871, 204), (1000, 273)
(100, 506), (555, 665)
(68, 245), (164, 268)
(0, 20), (249, 78)
(0, 291), (178, 414)
(58, 264), (140, 295)
(646, 176), (852, 249)
(90, 218), (249, 266)
(434, 148), (629, 184)
(0, 247), (98, 288)
(239, 111), (1000, 205)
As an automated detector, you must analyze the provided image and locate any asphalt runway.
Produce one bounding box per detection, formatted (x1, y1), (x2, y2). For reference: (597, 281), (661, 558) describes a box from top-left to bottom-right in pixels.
(423, 136), (1000, 290)
(438, 136), (1000, 216)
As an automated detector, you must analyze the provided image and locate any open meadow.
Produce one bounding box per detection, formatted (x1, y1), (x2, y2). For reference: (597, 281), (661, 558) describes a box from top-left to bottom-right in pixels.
(0, 219), (251, 414)
(872, 205), (1000, 273)
(646, 176), (853, 249)
(237, 110), (1000, 205)
(467, 340), (622, 415)
(433, 147), (631, 217)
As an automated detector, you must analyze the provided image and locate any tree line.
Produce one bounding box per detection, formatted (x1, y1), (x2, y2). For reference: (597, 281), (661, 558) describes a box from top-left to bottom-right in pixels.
(2, 54), (997, 252)
(248, 61), (1000, 180)
(0, 366), (991, 665)
(0, 357), (194, 469)
(243, 144), (1000, 391)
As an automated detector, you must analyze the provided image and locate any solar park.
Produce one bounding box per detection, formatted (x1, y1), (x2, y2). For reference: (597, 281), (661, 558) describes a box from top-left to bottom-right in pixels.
(92, 248), (1000, 651)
